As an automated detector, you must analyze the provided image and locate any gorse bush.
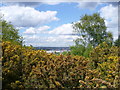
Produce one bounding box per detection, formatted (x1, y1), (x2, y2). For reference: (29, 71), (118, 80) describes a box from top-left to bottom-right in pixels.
(89, 42), (119, 88)
(2, 41), (89, 88)
(2, 41), (24, 89)
(24, 54), (89, 88)
(2, 41), (119, 89)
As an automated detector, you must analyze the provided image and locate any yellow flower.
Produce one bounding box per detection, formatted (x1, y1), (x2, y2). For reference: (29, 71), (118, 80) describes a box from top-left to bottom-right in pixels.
(55, 81), (61, 86)
(7, 70), (10, 73)
(105, 78), (109, 81)
(15, 81), (20, 84)
(101, 86), (107, 88)
(108, 75), (112, 77)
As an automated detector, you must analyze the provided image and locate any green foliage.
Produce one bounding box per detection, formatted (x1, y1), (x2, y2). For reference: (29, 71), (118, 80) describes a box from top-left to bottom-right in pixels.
(0, 20), (2, 42)
(114, 35), (120, 47)
(0, 19), (23, 45)
(70, 44), (93, 57)
(62, 51), (71, 55)
(83, 44), (93, 57)
(89, 42), (119, 88)
(70, 45), (85, 56)
(73, 13), (113, 47)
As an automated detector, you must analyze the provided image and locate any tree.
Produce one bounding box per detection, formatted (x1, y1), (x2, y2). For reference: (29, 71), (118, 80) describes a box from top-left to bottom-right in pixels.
(72, 13), (113, 47)
(70, 44), (93, 57)
(0, 18), (23, 45)
(0, 19), (2, 42)
(114, 35), (120, 47)
(70, 44), (85, 56)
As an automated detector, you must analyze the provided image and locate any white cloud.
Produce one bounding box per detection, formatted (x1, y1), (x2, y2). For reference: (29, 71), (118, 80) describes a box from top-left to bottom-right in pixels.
(37, 26), (50, 32)
(23, 35), (48, 46)
(23, 32), (78, 47)
(3, 0), (119, 3)
(99, 4), (118, 40)
(24, 27), (36, 34)
(108, 27), (118, 40)
(49, 23), (74, 35)
(23, 23), (79, 46)
(23, 35), (39, 40)
(1, 5), (59, 27)
(23, 26), (50, 35)
(41, 1), (61, 5)
(77, 2), (99, 10)
(45, 35), (78, 47)
(46, 35), (79, 42)
(22, 23), (78, 46)
(15, 27), (24, 30)
(100, 4), (118, 20)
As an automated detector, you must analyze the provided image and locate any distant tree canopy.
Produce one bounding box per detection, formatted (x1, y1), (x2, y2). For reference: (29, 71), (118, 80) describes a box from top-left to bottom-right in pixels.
(72, 13), (113, 47)
(70, 44), (93, 57)
(0, 18), (23, 45)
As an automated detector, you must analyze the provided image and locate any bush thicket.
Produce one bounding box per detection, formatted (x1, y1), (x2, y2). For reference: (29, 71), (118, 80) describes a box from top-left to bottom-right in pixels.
(2, 41), (119, 89)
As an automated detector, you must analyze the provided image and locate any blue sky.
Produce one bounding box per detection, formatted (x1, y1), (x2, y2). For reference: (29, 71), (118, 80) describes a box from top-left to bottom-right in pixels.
(0, 1), (118, 47)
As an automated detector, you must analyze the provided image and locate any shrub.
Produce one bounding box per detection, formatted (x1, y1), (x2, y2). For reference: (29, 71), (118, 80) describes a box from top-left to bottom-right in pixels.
(2, 41), (119, 89)
(2, 41), (89, 88)
(89, 42), (119, 88)
(2, 41), (24, 89)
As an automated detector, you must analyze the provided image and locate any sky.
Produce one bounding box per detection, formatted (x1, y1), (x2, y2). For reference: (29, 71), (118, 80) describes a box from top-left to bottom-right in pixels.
(0, 1), (119, 47)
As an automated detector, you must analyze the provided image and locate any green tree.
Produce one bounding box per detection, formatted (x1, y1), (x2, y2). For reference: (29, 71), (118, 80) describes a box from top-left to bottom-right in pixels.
(0, 18), (23, 45)
(114, 35), (120, 47)
(70, 44), (93, 57)
(73, 13), (113, 47)
(0, 19), (2, 42)
(70, 44), (85, 56)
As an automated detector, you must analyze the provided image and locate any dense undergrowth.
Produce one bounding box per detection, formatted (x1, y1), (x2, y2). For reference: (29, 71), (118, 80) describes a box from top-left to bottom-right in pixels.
(2, 41), (119, 89)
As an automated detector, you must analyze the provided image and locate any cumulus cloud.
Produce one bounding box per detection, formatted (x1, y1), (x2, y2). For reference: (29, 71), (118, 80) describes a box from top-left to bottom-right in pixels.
(3, 2), (60, 7)
(23, 35), (48, 46)
(15, 27), (24, 30)
(23, 23), (78, 46)
(2, 0), (119, 8)
(24, 26), (50, 35)
(23, 34), (77, 47)
(49, 23), (74, 35)
(41, 0), (61, 5)
(45, 35), (78, 47)
(24, 27), (36, 34)
(100, 4), (118, 20)
(99, 4), (118, 40)
(2, 2), (41, 7)
(77, 2), (99, 10)
(1, 5), (59, 27)
(46, 35), (78, 42)
(2, 0), (119, 2)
